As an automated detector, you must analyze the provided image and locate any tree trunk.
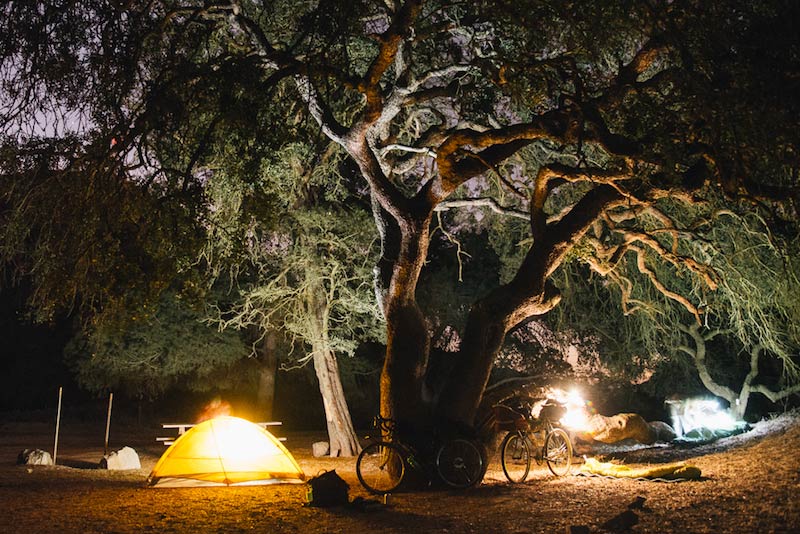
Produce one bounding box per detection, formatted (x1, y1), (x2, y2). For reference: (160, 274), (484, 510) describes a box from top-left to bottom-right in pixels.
(255, 330), (279, 421)
(437, 318), (507, 426)
(436, 242), (564, 426)
(732, 344), (794, 419)
(681, 323), (740, 414)
(680, 324), (800, 419)
(380, 300), (430, 431)
(312, 343), (361, 457)
(368, 197), (433, 433)
(357, 123), (620, 439)
(308, 279), (361, 457)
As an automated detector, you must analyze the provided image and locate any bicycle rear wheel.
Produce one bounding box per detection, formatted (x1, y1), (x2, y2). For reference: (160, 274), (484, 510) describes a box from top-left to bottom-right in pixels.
(500, 432), (531, 483)
(543, 428), (572, 476)
(436, 438), (484, 488)
(356, 441), (405, 494)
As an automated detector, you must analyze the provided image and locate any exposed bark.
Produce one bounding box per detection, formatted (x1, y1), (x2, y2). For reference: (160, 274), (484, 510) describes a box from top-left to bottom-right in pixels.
(440, 185), (625, 425)
(312, 344), (361, 457)
(750, 382), (800, 406)
(679, 323), (739, 413)
(4, 2), (798, 489)
(377, 213), (435, 429)
(380, 301), (431, 428)
(437, 285), (560, 425)
(309, 278), (361, 457)
(679, 323), (800, 419)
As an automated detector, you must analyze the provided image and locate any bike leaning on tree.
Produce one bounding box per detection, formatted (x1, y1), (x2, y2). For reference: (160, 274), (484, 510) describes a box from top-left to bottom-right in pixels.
(356, 416), (486, 494)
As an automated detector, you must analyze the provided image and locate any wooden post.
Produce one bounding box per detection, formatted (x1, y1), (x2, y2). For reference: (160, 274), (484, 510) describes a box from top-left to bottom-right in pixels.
(53, 386), (63, 465)
(104, 392), (113, 456)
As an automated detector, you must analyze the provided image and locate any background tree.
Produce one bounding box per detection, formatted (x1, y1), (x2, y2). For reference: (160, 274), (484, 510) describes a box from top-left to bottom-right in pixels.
(65, 290), (249, 402)
(219, 208), (382, 456)
(550, 202), (800, 418)
(203, 141), (384, 456)
(672, 210), (800, 418)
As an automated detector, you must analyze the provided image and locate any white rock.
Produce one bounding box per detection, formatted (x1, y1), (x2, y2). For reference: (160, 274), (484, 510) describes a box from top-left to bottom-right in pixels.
(312, 441), (330, 457)
(18, 449), (54, 466)
(101, 446), (141, 470)
(585, 413), (656, 445)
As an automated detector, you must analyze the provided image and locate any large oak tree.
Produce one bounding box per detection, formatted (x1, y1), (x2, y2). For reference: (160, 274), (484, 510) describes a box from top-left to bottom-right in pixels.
(2, 1), (798, 450)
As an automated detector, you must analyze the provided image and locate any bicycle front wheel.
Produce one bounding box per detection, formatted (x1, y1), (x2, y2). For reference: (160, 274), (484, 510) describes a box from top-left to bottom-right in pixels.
(500, 432), (531, 483)
(356, 441), (405, 494)
(436, 438), (484, 488)
(543, 428), (572, 476)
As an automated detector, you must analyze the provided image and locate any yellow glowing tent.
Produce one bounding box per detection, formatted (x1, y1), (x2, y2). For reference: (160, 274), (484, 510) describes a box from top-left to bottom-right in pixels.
(148, 416), (305, 487)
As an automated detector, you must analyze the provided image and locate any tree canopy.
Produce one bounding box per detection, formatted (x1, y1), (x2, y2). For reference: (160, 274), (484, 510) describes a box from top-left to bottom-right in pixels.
(549, 196), (800, 413)
(1, 1), (798, 439)
(65, 290), (249, 400)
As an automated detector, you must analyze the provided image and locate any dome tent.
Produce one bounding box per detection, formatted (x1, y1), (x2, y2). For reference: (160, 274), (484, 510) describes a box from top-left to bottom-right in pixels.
(148, 416), (305, 487)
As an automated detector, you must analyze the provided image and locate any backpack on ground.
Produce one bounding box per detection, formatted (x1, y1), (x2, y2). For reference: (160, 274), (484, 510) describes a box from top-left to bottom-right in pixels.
(305, 470), (349, 507)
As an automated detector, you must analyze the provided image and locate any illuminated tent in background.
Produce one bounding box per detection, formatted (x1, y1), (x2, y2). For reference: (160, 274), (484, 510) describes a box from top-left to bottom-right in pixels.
(148, 416), (305, 487)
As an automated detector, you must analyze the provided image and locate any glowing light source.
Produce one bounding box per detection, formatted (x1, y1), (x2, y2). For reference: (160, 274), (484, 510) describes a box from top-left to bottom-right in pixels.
(667, 397), (737, 436)
(550, 388), (591, 432)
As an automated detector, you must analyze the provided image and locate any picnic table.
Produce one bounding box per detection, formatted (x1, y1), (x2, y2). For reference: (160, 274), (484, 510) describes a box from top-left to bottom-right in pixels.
(157, 421), (284, 445)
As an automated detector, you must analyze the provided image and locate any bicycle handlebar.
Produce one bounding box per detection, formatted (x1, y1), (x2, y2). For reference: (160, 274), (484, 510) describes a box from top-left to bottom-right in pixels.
(372, 415), (397, 434)
(494, 399), (563, 426)
(493, 402), (530, 420)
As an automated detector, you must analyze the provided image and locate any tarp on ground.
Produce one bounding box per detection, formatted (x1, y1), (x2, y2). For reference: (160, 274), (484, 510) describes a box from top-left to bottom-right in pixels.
(148, 416), (305, 487)
(580, 457), (702, 480)
(673, 422), (751, 446)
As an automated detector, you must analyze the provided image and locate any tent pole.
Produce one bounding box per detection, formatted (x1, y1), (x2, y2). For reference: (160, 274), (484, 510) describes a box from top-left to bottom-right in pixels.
(104, 392), (113, 455)
(53, 386), (63, 465)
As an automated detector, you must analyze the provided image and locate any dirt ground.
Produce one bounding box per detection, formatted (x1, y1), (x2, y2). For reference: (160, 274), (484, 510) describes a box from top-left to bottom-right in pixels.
(1, 411), (798, 534)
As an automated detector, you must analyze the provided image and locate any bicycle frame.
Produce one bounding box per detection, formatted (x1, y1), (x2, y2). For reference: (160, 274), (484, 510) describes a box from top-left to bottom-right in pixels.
(497, 402), (573, 482)
(356, 416), (485, 493)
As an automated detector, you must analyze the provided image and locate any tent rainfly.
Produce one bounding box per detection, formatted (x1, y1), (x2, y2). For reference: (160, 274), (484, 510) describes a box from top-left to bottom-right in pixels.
(148, 416), (305, 487)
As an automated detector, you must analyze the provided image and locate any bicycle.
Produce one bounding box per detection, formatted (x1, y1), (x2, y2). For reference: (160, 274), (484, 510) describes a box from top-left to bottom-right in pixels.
(498, 402), (573, 483)
(356, 416), (485, 494)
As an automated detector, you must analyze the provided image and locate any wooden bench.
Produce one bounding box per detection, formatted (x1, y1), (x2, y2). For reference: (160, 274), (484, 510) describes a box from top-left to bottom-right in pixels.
(157, 421), (284, 446)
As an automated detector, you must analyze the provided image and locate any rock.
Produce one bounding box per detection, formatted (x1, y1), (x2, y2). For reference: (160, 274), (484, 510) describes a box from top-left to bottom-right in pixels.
(100, 446), (141, 470)
(649, 420), (677, 442)
(17, 449), (54, 466)
(586, 413), (656, 445)
(312, 441), (330, 457)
